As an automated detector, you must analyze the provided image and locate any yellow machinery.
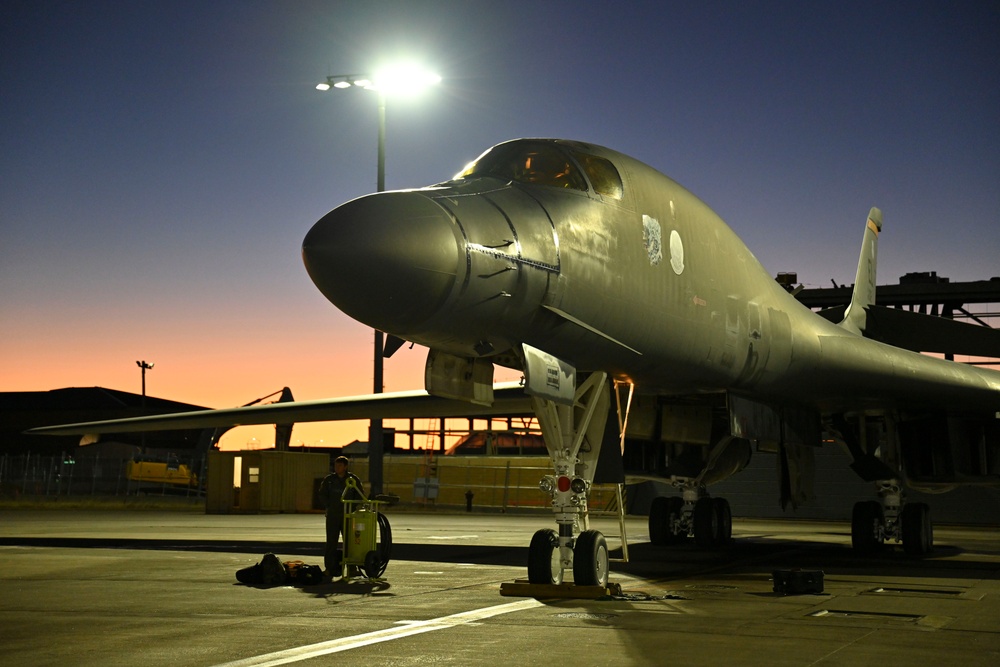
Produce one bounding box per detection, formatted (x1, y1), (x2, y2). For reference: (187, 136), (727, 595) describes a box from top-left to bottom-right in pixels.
(126, 460), (198, 488)
(340, 477), (392, 580)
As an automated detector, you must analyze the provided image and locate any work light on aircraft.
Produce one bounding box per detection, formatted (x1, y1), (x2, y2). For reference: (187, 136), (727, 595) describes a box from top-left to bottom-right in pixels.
(539, 476), (556, 494)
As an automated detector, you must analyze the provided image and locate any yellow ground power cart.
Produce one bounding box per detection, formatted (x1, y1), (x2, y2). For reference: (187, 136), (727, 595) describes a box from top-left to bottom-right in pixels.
(340, 477), (392, 581)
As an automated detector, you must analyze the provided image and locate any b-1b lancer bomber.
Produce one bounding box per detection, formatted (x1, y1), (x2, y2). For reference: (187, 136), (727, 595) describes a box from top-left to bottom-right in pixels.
(35, 139), (1000, 587)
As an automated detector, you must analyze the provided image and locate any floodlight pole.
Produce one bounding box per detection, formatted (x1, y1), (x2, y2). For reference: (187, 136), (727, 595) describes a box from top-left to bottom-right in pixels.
(317, 75), (386, 494)
(317, 69), (439, 495)
(136, 360), (153, 451)
(371, 88), (386, 496)
(377, 89), (386, 192)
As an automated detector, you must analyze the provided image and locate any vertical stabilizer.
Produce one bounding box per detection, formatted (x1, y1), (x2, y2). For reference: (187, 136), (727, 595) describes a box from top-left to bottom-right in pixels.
(839, 207), (882, 335)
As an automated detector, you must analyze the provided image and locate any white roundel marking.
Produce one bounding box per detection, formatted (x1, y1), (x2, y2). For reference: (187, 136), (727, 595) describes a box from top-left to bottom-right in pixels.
(669, 229), (684, 275)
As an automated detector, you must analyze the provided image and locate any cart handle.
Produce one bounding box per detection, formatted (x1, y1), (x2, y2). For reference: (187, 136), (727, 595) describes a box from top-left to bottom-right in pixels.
(341, 475), (368, 502)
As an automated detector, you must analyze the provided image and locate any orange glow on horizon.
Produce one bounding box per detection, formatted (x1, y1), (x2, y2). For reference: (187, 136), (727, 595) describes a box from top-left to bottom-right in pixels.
(2, 311), (524, 453)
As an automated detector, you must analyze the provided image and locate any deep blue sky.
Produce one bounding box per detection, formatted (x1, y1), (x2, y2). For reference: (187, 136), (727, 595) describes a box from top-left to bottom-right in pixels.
(2, 1), (998, 443)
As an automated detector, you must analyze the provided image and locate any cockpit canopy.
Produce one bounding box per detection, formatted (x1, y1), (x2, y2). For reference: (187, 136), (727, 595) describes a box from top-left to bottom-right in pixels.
(457, 140), (623, 200)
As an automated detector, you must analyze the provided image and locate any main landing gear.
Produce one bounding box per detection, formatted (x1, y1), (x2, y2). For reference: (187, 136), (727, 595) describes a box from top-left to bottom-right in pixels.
(525, 371), (613, 588)
(648, 482), (732, 548)
(851, 480), (933, 555)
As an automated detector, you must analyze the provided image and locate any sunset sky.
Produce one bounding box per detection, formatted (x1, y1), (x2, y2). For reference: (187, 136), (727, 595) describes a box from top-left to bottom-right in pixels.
(3, 1), (998, 450)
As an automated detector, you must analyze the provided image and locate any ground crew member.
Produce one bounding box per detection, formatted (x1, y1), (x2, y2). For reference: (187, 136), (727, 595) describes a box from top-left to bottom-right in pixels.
(318, 455), (364, 576)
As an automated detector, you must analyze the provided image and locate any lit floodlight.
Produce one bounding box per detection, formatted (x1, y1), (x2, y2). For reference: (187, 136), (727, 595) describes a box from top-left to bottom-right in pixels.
(371, 64), (441, 96)
(316, 66), (441, 97)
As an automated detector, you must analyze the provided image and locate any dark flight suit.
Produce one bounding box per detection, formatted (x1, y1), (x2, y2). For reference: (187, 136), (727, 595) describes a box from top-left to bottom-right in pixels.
(318, 471), (364, 573)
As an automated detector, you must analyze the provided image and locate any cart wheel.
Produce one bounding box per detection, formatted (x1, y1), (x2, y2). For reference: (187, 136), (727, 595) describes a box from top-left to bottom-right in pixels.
(363, 550), (380, 579)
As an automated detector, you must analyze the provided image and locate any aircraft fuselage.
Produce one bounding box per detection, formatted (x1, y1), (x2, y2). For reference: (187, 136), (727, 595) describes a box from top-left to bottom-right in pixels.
(302, 138), (1000, 414)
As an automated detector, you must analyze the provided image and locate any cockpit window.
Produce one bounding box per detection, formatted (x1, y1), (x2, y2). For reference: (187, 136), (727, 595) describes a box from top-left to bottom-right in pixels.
(571, 151), (623, 200)
(458, 142), (588, 191)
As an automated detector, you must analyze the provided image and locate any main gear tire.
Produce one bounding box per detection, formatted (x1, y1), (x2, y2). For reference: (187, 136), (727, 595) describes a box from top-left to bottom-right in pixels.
(649, 496), (686, 545)
(713, 497), (732, 546)
(693, 497), (720, 548)
(901, 502), (933, 556)
(851, 500), (884, 553)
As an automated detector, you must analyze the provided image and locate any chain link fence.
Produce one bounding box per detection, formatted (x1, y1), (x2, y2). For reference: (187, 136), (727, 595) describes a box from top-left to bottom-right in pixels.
(0, 453), (207, 499)
(1, 451), (625, 515)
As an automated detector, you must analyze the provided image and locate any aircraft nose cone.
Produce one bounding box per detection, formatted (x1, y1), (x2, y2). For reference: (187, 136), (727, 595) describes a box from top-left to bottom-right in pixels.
(302, 192), (462, 333)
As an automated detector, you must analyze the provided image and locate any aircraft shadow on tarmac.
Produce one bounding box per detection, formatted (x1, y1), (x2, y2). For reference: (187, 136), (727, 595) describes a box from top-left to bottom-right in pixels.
(3, 534), (998, 582)
(617, 537), (1000, 583)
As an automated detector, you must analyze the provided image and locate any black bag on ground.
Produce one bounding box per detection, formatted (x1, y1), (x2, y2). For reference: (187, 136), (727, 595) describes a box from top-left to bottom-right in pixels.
(235, 563), (261, 585)
(235, 553), (287, 586)
(284, 560), (324, 585)
(259, 553), (287, 585)
(236, 554), (323, 586)
(772, 568), (824, 595)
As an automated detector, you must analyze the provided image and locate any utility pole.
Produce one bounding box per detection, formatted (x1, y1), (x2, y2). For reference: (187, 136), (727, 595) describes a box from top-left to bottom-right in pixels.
(136, 360), (153, 451)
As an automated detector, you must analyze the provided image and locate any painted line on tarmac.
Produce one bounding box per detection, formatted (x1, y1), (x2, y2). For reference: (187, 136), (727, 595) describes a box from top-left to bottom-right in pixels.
(211, 598), (542, 667)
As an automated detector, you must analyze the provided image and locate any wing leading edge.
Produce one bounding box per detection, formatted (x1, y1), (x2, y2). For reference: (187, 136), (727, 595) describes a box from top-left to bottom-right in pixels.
(27, 383), (532, 437)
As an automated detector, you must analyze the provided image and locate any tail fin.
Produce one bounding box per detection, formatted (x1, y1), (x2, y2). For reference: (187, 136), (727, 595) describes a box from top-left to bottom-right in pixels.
(839, 207), (882, 335)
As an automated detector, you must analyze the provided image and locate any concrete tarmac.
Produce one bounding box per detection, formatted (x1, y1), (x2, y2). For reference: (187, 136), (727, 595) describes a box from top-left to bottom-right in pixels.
(1, 509), (998, 666)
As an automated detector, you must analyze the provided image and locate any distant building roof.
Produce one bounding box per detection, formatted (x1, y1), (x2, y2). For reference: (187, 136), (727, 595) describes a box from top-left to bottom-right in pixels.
(1, 387), (208, 413)
(0, 387), (211, 454)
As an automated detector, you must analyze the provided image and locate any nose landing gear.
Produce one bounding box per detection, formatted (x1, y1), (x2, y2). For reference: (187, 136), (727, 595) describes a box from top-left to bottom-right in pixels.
(524, 370), (614, 588)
